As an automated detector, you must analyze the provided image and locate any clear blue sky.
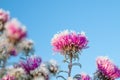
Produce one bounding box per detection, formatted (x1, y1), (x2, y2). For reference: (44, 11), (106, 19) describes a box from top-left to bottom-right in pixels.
(0, 0), (120, 80)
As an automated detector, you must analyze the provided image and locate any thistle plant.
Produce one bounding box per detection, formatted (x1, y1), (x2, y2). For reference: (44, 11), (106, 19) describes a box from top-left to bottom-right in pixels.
(51, 30), (88, 80)
(94, 56), (120, 80)
(0, 9), (28, 70)
(0, 8), (58, 80)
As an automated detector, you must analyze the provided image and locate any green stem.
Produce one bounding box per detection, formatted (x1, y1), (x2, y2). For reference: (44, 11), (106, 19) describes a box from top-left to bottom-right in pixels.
(68, 52), (72, 77)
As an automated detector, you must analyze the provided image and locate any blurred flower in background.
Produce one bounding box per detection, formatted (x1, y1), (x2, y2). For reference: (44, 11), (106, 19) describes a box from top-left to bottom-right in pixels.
(0, 9), (9, 32)
(19, 55), (42, 74)
(2, 74), (15, 80)
(5, 18), (26, 44)
(0, 8), (35, 79)
(0, 9), (9, 22)
(48, 59), (59, 75)
(17, 39), (34, 56)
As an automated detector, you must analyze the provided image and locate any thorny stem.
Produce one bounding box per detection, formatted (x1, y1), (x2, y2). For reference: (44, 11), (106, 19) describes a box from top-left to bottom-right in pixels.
(68, 52), (73, 77)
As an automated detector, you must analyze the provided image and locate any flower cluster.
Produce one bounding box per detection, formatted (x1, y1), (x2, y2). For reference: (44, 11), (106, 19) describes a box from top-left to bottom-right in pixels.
(0, 9), (33, 70)
(0, 8), (59, 80)
(95, 56), (120, 79)
(0, 8), (34, 79)
(2, 56), (58, 80)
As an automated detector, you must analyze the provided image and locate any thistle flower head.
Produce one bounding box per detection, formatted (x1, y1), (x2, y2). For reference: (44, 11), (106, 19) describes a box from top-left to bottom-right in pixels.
(81, 73), (91, 80)
(2, 74), (15, 80)
(5, 18), (27, 42)
(51, 30), (88, 59)
(96, 56), (120, 79)
(19, 55), (42, 74)
(0, 9), (9, 22)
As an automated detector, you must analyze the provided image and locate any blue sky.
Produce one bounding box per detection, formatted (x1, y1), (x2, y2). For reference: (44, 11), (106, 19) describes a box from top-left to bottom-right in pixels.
(0, 0), (120, 79)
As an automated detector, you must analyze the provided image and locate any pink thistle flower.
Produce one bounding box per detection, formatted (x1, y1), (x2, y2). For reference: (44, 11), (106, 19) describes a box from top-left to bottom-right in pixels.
(96, 56), (120, 79)
(81, 73), (91, 80)
(5, 18), (27, 42)
(2, 74), (16, 80)
(19, 55), (42, 74)
(51, 30), (88, 59)
(0, 9), (9, 22)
